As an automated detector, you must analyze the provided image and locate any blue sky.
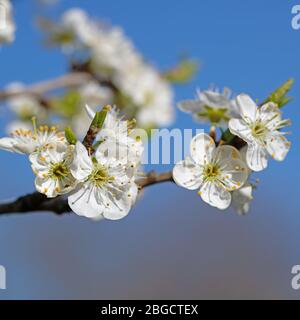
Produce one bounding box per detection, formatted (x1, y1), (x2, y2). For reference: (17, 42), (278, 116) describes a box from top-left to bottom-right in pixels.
(0, 0), (299, 299)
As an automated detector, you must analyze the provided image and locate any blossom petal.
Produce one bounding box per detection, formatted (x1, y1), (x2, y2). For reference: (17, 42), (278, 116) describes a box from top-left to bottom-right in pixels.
(246, 143), (268, 172)
(172, 157), (203, 190)
(177, 100), (202, 113)
(68, 184), (104, 219)
(229, 119), (253, 143)
(236, 94), (257, 122)
(190, 133), (215, 165)
(231, 183), (253, 215)
(101, 183), (136, 220)
(265, 133), (291, 161)
(70, 142), (93, 181)
(84, 104), (96, 119)
(199, 181), (231, 210)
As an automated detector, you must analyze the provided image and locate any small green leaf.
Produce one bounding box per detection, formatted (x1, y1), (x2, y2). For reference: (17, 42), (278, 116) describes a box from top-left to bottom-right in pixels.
(163, 59), (199, 84)
(261, 78), (294, 108)
(64, 126), (77, 145)
(52, 90), (82, 118)
(91, 105), (111, 128)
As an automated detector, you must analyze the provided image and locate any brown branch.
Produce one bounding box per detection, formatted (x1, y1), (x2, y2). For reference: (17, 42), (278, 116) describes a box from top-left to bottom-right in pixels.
(0, 171), (174, 216)
(0, 72), (94, 100)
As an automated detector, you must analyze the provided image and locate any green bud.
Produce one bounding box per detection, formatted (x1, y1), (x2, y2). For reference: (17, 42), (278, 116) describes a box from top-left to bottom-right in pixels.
(91, 105), (111, 128)
(64, 126), (77, 145)
(163, 59), (199, 84)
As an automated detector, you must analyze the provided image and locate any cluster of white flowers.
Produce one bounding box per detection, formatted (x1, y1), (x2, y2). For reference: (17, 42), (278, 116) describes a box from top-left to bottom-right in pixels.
(0, 106), (144, 220)
(53, 8), (174, 128)
(174, 92), (291, 213)
(0, 0), (15, 44)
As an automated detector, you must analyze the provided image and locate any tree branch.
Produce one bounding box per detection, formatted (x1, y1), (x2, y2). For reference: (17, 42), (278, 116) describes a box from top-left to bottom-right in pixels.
(0, 72), (94, 100)
(0, 171), (174, 216)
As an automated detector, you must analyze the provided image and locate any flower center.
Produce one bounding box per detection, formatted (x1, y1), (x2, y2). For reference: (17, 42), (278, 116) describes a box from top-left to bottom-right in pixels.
(49, 162), (69, 180)
(203, 163), (220, 181)
(89, 165), (115, 187)
(198, 106), (229, 124)
(251, 121), (268, 138)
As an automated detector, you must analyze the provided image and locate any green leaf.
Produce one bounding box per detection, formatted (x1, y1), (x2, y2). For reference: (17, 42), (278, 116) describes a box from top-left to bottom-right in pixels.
(52, 91), (82, 118)
(163, 59), (199, 84)
(64, 126), (77, 145)
(261, 78), (294, 108)
(91, 105), (111, 128)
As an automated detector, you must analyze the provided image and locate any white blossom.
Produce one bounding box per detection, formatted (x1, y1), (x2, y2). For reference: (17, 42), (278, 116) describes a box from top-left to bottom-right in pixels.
(68, 142), (138, 220)
(173, 133), (248, 210)
(5, 82), (46, 119)
(115, 65), (174, 127)
(85, 104), (144, 166)
(0, 125), (66, 154)
(178, 87), (238, 127)
(0, 0), (15, 43)
(229, 94), (291, 171)
(30, 144), (76, 198)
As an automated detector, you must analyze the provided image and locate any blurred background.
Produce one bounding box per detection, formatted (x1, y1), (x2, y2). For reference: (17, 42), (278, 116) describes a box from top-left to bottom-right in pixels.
(0, 0), (300, 299)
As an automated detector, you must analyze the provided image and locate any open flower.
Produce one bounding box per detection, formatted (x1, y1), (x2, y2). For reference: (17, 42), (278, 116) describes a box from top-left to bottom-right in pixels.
(229, 94), (291, 171)
(177, 88), (238, 127)
(0, 125), (67, 154)
(173, 133), (248, 209)
(85, 104), (144, 165)
(68, 142), (138, 220)
(30, 144), (76, 198)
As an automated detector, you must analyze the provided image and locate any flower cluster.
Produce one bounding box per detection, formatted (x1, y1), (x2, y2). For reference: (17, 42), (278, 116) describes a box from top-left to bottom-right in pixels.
(174, 91), (291, 213)
(0, 105), (143, 220)
(0, 0), (15, 44)
(46, 8), (174, 128)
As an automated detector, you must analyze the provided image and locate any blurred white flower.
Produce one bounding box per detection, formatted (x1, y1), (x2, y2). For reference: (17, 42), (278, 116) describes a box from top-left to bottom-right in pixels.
(79, 81), (113, 108)
(0, 0), (15, 44)
(68, 141), (138, 220)
(173, 133), (248, 210)
(115, 65), (174, 127)
(229, 94), (291, 172)
(30, 144), (76, 198)
(0, 125), (66, 154)
(178, 87), (238, 127)
(5, 82), (46, 120)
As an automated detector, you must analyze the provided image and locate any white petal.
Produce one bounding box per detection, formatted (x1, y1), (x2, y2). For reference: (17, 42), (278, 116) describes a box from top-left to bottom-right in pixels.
(246, 143), (268, 172)
(101, 183), (136, 220)
(35, 177), (58, 198)
(200, 90), (230, 109)
(70, 142), (93, 181)
(228, 118), (253, 143)
(177, 100), (202, 113)
(172, 157), (203, 190)
(231, 183), (253, 215)
(84, 104), (96, 120)
(265, 133), (291, 161)
(236, 94), (257, 122)
(199, 181), (231, 210)
(190, 133), (215, 165)
(0, 137), (18, 153)
(68, 184), (103, 218)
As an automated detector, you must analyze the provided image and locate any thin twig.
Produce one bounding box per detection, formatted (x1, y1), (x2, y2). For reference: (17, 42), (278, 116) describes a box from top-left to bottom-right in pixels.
(0, 72), (94, 100)
(0, 171), (174, 216)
